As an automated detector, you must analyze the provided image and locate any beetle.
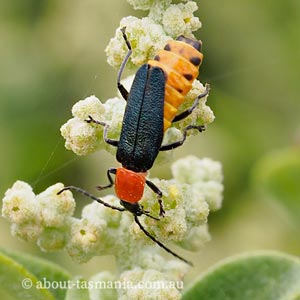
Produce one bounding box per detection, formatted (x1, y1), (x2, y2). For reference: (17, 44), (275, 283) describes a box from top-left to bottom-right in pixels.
(59, 28), (210, 265)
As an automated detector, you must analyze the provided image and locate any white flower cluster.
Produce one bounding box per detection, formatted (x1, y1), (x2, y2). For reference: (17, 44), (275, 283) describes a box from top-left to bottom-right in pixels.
(106, 0), (201, 69)
(60, 96), (126, 156)
(2, 182), (74, 248)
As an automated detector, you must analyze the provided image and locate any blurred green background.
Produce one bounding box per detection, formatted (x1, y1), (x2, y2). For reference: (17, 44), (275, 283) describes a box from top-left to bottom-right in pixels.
(1, 0), (300, 282)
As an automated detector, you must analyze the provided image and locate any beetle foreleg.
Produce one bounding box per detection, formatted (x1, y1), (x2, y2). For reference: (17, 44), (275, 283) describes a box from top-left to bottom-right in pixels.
(146, 179), (165, 217)
(96, 168), (116, 191)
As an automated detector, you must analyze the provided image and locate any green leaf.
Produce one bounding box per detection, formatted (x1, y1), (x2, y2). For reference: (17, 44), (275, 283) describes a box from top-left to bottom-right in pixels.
(0, 248), (72, 300)
(0, 251), (54, 300)
(251, 147), (300, 224)
(182, 251), (300, 300)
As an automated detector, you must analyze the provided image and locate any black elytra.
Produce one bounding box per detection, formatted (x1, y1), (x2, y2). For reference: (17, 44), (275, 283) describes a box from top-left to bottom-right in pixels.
(116, 64), (165, 173)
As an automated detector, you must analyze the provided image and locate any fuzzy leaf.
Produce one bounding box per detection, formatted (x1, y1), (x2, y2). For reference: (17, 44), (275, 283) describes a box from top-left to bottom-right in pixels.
(0, 248), (71, 300)
(182, 251), (300, 300)
(0, 251), (54, 300)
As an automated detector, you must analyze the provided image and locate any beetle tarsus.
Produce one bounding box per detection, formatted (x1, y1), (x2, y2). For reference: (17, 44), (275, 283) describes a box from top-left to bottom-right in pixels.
(158, 198), (165, 217)
(85, 115), (106, 126)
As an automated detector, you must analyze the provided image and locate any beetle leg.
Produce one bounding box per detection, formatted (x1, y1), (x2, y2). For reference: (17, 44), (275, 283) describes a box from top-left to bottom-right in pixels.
(159, 125), (205, 151)
(117, 27), (132, 101)
(103, 124), (119, 147)
(172, 83), (210, 123)
(86, 115), (119, 147)
(139, 205), (160, 220)
(96, 168), (116, 191)
(86, 115), (106, 126)
(146, 179), (165, 217)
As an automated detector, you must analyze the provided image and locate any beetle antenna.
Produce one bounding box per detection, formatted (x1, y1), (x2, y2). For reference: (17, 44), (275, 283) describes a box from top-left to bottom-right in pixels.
(57, 186), (125, 212)
(58, 187), (192, 265)
(134, 215), (193, 266)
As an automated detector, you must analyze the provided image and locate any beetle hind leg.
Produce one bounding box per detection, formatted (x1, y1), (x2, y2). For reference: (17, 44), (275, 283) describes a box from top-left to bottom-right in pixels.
(172, 83), (210, 123)
(160, 125), (205, 151)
